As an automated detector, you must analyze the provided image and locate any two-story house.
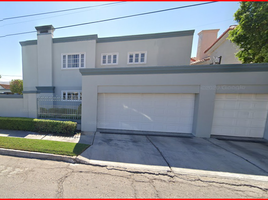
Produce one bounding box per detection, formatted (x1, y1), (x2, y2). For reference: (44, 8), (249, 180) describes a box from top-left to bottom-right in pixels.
(5, 24), (267, 139)
(19, 25), (196, 134)
(20, 25), (194, 99)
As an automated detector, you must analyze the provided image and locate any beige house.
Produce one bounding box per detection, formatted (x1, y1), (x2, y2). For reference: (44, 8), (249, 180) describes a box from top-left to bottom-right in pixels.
(191, 25), (241, 65)
(0, 84), (12, 94)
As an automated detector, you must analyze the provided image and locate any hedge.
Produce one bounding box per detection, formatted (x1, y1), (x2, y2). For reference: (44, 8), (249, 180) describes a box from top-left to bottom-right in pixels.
(0, 117), (77, 135)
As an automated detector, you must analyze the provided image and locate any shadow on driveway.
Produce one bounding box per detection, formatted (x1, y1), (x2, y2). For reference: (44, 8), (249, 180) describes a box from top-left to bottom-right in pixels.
(78, 132), (268, 177)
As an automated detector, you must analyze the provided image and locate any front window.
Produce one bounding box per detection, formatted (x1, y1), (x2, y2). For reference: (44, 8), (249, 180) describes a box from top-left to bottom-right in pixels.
(62, 53), (85, 69)
(62, 91), (82, 101)
(128, 52), (147, 64)
(101, 53), (118, 65)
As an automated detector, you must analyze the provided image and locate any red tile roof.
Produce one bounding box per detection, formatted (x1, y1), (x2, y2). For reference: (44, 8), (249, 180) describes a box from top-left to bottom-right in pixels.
(0, 84), (10, 90)
(204, 25), (237, 54)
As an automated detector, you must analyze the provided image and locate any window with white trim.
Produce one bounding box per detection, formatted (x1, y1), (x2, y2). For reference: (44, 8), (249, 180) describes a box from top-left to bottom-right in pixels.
(101, 53), (118, 65)
(128, 52), (147, 64)
(61, 91), (82, 101)
(62, 53), (85, 69)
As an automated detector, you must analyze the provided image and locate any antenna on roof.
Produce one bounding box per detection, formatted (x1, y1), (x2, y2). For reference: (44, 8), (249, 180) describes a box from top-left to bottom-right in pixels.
(210, 56), (222, 65)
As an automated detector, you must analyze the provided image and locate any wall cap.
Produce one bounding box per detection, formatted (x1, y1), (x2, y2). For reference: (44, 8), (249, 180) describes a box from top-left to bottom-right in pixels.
(80, 63), (268, 76)
(0, 95), (23, 98)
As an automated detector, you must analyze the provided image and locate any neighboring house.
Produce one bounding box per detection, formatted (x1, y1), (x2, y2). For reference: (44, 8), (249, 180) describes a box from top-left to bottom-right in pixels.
(191, 25), (241, 65)
(0, 84), (12, 94)
(1, 24), (267, 140)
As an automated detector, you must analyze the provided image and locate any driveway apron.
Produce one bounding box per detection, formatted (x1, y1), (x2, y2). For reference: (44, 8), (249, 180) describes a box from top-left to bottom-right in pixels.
(78, 132), (169, 171)
(148, 136), (268, 177)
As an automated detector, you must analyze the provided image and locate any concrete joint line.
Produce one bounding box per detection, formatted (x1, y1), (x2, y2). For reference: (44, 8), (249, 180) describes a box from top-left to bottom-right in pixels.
(146, 136), (172, 171)
(91, 132), (97, 145)
(205, 139), (268, 175)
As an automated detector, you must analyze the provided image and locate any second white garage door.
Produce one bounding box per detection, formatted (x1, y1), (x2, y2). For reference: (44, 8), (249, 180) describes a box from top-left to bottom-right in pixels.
(97, 93), (195, 133)
(211, 94), (268, 138)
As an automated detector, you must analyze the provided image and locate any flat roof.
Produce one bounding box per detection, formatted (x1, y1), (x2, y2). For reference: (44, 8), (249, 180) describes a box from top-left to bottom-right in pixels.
(20, 29), (194, 46)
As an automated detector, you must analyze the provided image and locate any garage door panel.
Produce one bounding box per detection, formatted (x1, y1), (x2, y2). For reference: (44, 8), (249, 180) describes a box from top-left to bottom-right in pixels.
(253, 111), (268, 119)
(212, 94), (268, 138)
(255, 94), (268, 100)
(97, 93), (195, 133)
(253, 102), (268, 109)
(239, 102), (252, 109)
(250, 119), (267, 127)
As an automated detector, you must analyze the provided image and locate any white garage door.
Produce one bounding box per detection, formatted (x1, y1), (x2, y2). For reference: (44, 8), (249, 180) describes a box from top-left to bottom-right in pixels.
(211, 94), (268, 138)
(97, 93), (195, 133)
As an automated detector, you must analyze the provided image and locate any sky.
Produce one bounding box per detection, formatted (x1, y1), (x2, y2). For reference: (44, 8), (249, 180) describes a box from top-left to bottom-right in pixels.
(0, 1), (240, 84)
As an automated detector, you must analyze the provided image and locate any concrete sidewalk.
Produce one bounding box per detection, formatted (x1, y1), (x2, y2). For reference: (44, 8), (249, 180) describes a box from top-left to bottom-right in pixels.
(0, 129), (94, 145)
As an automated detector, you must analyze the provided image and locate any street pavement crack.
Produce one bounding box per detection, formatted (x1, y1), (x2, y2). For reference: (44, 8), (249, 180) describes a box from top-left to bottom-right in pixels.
(175, 174), (268, 193)
(149, 178), (160, 198)
(130, 174), (137, 198)
(206, 139), (268, 175)
(56, 165), (74, 198)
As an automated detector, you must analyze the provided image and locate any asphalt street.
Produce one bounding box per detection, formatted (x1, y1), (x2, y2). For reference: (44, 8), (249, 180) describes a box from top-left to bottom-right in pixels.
(0, 155), (267, 198)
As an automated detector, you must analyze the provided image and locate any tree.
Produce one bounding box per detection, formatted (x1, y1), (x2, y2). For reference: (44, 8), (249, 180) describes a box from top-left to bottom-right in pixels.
(228, 2), (268, 63)
(10, 79), (23, 95)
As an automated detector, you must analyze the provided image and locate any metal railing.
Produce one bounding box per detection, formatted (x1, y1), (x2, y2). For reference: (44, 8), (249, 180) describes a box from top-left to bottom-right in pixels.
(37, 96), (81, 122)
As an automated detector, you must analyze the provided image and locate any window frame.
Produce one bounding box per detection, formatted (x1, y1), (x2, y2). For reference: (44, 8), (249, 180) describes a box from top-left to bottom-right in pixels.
(61, 90), (82, 101)
(101, 53), (119, 66)
(127, 51), (147, 65)
(61, 53), (86, 69)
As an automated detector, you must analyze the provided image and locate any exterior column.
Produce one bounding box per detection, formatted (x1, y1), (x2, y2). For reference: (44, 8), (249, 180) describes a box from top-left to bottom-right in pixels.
(192, 85), (216, 138)
(81, 77), (98, 132)
(23, 92), (38, 118)
(35, 25), (54, 90)
(264, 117), (268, 140)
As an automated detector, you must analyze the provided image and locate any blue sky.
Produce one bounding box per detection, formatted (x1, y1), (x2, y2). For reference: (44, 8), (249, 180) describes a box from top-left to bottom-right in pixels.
(0, 1), (240, 83)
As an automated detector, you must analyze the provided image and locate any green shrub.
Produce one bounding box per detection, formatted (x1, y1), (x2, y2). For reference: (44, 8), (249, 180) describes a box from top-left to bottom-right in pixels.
(10, 79), (23, 95)
(0, 117), (77, 135)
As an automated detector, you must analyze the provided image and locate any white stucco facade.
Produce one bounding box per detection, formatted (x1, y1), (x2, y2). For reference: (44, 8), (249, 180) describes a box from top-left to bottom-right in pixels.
(11, 25), (268, 139)
(191, 26), (241, 65)
(205, 33), (241, 65)
(20, 26), (194, 97)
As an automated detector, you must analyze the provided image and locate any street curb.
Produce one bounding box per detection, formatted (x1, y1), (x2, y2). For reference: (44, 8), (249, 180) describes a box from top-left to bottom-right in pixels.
(0, 148), (76, 163)
(75, 156), (171, 174)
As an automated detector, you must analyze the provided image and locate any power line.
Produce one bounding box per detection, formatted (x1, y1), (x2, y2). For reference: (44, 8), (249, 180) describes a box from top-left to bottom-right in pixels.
(0, 2), (125, 22)
(1, 75), (22, 76)
(56, 2), (217, 30)
(0, 2), (125, 28)
(0, 2), (217, 39)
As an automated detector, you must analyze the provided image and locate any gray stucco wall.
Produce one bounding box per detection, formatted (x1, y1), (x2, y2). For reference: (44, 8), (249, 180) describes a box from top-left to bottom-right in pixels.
(37, 33), (53, 87)
(0, 96), (26, 117)
(52, 40), (96, 97)
(22, 45), (38, 91)
(96, 35), (193, 68)
(79, 64), (268, 139)
(21, 29), (193, 96)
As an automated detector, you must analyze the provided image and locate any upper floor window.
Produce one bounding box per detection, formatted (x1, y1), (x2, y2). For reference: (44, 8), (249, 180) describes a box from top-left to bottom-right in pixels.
(62, 53), (85, 69)
(101, 53), (118, 65)
(128, 52), (147, 64)
(61, 90), (82, 101)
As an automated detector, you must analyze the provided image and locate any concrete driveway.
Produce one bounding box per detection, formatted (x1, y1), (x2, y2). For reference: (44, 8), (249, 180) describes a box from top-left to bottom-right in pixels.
(78, 132), (268, 179)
